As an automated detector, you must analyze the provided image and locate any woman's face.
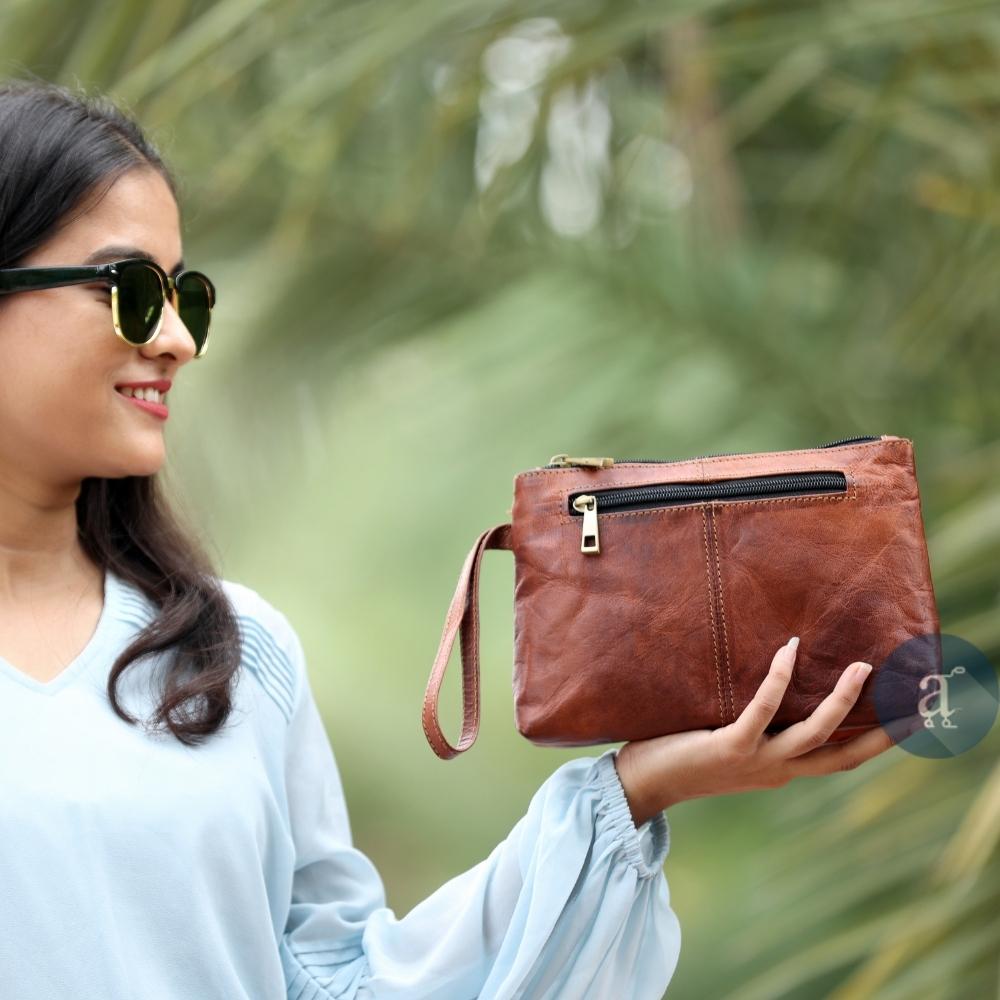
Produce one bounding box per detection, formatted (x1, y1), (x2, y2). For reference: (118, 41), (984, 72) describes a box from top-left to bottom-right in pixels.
(0, 168), (198, 491)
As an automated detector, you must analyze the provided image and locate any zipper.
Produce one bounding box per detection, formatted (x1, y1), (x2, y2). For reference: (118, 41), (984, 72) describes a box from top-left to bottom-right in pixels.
(568, 471), (848, 555)
(546, 435), (883, 470)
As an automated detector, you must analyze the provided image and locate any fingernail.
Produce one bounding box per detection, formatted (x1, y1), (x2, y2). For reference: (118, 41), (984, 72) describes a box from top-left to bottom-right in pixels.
(787, 636), (799, 650)
(854, 663), (872, 681)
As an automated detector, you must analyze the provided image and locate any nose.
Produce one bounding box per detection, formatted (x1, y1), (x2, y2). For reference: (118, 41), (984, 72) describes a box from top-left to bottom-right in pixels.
(138, 300), (198, 365)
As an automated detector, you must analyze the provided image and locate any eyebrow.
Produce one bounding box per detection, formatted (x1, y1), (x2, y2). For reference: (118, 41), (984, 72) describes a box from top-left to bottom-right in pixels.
(82, 243), (184, 274)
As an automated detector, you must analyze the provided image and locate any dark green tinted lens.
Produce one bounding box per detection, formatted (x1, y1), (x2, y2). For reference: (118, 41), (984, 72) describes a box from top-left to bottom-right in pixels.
(175, 272), (212, 355)
(117, 263), (163, 344)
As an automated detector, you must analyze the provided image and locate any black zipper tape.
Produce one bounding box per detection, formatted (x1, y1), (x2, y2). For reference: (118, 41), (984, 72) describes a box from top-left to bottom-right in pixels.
(568, 471), (848, 516)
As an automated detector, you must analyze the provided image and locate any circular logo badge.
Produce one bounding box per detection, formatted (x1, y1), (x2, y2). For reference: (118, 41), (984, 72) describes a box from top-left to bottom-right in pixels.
(871, 632), (998, 758)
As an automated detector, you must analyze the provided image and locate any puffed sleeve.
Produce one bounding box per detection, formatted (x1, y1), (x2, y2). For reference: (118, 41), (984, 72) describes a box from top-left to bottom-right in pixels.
(278, 624), (682, 1000)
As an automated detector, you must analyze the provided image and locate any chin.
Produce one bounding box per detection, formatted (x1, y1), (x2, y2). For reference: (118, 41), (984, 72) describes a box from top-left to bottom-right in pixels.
(98, 449), (167, 479)
(129, 452), (167, 477)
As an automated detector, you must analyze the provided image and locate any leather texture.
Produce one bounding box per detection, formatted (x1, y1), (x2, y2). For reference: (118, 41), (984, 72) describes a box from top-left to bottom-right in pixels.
(422, 436), (941, 760)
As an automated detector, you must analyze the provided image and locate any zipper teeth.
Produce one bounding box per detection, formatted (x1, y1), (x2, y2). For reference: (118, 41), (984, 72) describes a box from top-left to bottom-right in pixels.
(569, 472), (847, 512)
(817, 435), (882, 449)
(544, 435), (883, 469)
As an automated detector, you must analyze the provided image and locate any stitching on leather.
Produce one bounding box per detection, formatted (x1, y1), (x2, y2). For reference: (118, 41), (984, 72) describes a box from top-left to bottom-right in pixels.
(553, 470), (850, 505)
(515, 438), (898, 481)
(469, 529), (493, 736)
(422, 528), (490, 754)
(420, 588), (454, 749)
(552, 465), (860, 523)
(710, 503), (734, 724)
(701, 506), (725, 727)
(421, 675), (441, 750)
(420, 696), (437, 751)
(422, 555), (469, 753)
(554, 489), (856, 526)
(465, 530), (491, 743)
(698, 445), (885, 467)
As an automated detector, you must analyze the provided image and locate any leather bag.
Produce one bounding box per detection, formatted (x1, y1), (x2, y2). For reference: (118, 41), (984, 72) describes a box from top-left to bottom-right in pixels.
(422, 435), (941, 760)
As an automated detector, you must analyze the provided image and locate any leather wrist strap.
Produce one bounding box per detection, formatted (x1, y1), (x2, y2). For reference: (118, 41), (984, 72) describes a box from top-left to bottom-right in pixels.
(422, 522), (512, 759)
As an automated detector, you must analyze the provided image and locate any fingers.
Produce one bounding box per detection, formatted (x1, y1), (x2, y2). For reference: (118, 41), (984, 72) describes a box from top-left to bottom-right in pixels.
(727, 637), (800, 751)
(765, 658), (872, 758)
(782, 719), (906, 778)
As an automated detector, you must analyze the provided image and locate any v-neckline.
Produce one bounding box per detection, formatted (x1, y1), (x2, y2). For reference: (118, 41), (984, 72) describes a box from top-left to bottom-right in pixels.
(0, 567), (123, 696)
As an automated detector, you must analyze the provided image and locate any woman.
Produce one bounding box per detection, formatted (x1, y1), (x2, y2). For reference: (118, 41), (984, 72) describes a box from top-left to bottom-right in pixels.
(0, 79), (903, 999)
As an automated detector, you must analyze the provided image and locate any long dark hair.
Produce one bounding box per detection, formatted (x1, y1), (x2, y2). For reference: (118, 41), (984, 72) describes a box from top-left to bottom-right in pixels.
(0, 77), (242, 746)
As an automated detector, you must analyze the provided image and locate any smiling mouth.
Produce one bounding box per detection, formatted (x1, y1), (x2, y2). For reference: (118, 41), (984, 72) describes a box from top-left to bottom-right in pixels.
(115, 387), (169, 419)
(115, 386), (168, 405)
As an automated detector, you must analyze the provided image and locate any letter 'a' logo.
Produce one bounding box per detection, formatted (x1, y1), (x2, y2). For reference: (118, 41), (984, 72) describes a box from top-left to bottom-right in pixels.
(918, 665), (967, 729)
(873, 634), (997, 758)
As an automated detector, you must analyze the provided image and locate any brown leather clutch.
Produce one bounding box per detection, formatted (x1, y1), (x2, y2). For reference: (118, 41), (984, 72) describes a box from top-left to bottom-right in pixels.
(422, 435), (941, 760)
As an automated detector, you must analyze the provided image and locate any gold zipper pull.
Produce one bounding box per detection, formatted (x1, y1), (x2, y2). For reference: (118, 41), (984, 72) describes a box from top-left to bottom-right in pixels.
(548, 454), (615, 468)
(572, 494), (600, 554)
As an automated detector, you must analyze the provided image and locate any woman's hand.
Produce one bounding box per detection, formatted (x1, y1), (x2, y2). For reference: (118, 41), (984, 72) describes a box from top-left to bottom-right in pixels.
(613, 637), (921, 828)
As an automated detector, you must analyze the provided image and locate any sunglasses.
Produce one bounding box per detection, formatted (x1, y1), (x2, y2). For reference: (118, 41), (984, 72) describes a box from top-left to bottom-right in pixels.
(0, 257), (215, 358)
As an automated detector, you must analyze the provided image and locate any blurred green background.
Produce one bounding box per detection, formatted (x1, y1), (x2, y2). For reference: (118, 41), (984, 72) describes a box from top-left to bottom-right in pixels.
(3, 1), (999, 996)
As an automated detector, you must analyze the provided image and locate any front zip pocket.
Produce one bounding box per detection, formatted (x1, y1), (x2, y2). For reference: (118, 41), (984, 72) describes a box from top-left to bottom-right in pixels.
(568, 471), (848, 554)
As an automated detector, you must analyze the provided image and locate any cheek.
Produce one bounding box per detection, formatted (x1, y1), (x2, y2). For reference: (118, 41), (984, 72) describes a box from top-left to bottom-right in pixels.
(0, 296), (134, 456)
(3, 290), (110, 361)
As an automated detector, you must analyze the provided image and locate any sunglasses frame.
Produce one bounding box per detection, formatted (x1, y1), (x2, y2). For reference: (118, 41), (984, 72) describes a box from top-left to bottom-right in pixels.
(0, 257), (216, 358)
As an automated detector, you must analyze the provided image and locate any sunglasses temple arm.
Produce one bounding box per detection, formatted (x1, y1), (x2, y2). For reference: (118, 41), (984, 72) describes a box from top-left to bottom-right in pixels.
(0, 268), (108, 294)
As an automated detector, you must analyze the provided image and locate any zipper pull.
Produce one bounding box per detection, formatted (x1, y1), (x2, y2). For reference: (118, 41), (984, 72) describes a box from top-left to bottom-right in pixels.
(548, 454), (615, 468)
(572, 494), (600, 554)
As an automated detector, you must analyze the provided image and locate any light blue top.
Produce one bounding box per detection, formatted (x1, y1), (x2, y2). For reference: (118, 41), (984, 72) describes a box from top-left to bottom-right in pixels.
(0, 568), (681, 999)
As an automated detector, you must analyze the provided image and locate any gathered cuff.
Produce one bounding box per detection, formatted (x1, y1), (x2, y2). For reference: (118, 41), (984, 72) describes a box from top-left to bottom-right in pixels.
(592, 749), (671, 880)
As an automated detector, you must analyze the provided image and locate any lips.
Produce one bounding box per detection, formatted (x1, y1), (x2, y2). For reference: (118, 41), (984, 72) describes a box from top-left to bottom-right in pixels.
(115, 384), (169, 420)
(114, 378), (172, 392)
